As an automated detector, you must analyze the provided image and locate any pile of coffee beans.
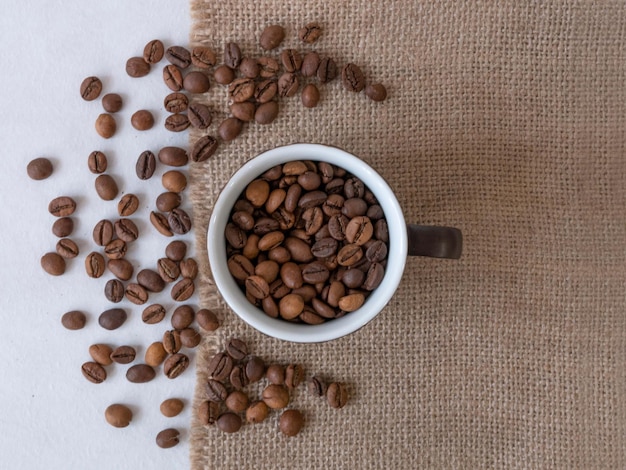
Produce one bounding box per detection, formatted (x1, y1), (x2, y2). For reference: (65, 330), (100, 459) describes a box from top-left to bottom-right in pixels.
(225, 160), (389, 323)
(198, 337), (348, 436)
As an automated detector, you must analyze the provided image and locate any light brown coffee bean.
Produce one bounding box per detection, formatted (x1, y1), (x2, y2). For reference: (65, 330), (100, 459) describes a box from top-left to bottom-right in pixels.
(162, 170), (187, 192)
(279, 293), (304, 320)
(27, 157), (53, 180)
(160, 398), (184, 418)
(61, 310), (86, 330)
(105, 404), (133, 428)
(196, 308), (219, 331)
(254, 101), (279, 125)
(143, 39), (164, 64)
(125, 282), (149, 305)
(85, 252), (106, 278)
(145, 341), (167, 367)
(156, 191), (181, 212)
(157, 257), (180, 283)
(126, 364), (156, 383)
(156, 428), (180, 448)
(192, 46), (216, 68)
(301, 83), (320, 108)
(171, 277), (194, 301)
(48, 196), (77, 217)
(80, 76), (102, 101)
(338, 292), (365, 312)
(299, 22), (323, 43)
(110, 345), (136, 365)
(117, 194), (139, 216)
(163, 329), (182, 355)
(163, 92), (188, 113)
(52, 217), (74, 238)
(131, 109), (155, 130)
(225, 391), (249, 413)
(246, 400), (270, 423)
(213, 64), (235, 84)
(260, 24), (285, 50)
(163, 64), (183, 91)
(327, 382), (349, 408)
(94, 174), (119, 200)
(126, 57), (150, 77)
(114, 218), (139, 242)
(165, 113), (190, 132)
(163, 353), (190, 379)
(89, 344), (113, 366)
(142, 304), (166, 324)
(150, 211), (173, 237)
(262, 384), (290, 409)
(279, 409), (304, 437)
(82, 361), (107, 384)
(95, 113), (116, 138)
(179, 258), (198, 280)
(56, 238), (79, 259)
(108, 258), (134, 281)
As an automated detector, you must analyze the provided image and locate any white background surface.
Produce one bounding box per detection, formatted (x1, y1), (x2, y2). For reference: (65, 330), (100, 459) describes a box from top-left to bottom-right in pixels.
(0, 2), (199, 469)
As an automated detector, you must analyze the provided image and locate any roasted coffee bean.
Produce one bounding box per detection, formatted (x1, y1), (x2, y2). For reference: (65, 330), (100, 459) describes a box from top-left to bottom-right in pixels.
(206, 379), (228, 402)
(165, 113), (190, 132)
(162, 170), (187, 193)
(158, 146), (188, 167)
(225, 223), (247, 249)
(225, 390), (249, 413)
(118, 193), (139, 216)
(254, 79), (278, 103)
(180, 327), (201, 348)
(126, 364), (156, 383)
(260, 24), (285, 50)
(342, 63), (365, 92)
(326, 177), (346, 195)
(254, 101), (279, 125)
(213, 64), (235, 84)
(262, 384), (290, 409)
(163, 329), (182, 355)
(150, 211), (173, 236)
(102, 93), (123, 113)
(365, 83), (387, 102)
(341, 268), (365, 288)
(131, 109), (154, 130)
(299, 21), (322, 43)
(166, 45), (191, 68)
(266, 364), (285, 384)
(48, 196), (76, 217)
(179, 258), (198, 280)
(94, 174), (119, 200)
(337, 244), (363, 267)
(190, 134), (218, 162)
(230, 101), (256, 122)
(160, 398), (184, 418)
(246, 400), (270, 424)
(183, 70), (210, 93)
(366, 204), (384, 220)
(110, 345), (136, 364)
(169, 305), (193, 330)
(238, 57), (259, 79)
(156, 258), (180, 283)
(258, 56), (280, 78)
(104, 279), (125, 303)
(108, 258), (134, 281)
(232, 211), (255, 231)
(125, 282), (149, 305)
(311, 237), (338, 258)
(87, 344), (115, 364)
(188, 103), (212, 129)
(171, 277), (194, 301)
(199, 400), (220, 425)
(168, 208), (192, 234)
(328, 214), (349, 240)
(225, 337), (248, 360)
(156, 428), (180, 448)
(105, 404), (133, 428)
(80, 76), (102, 101)
(143, 39), (164, 64)
(284, 364), (304, 389)
(136, 150), (156, 180)
(164, 92), (188, 113)
(137, 269), (165, 293)
(126, 57), (150, 77)
(230, 365), (248, 390)
(163, 353), (189, 379)
(192, 46), (216, 68)
(244, 356), (265, 382)
(345, 216), (374, 245)
(56, 238), (79, 259)
(61, 310), (86, 330)
(374, 218), (389, 242)
(142, 304), (166, 324)
(156, 192), (181, 212)
(82, 361), (106, 384)
(301, 261), (329, 284)
(229, 77), (255, 103)
(85, 252), (106, 278)
(302, 206), (324, 234)
(342, 197), (368, 218)
(228, 254), (255, 281)
(95, 113), (116, 138)
(327, 382), (349, 408)
(27, 157), (53, 180)
(317, 57), (338, 83)
(278, 73), (299, 98)
(301, 83), (320, 108)
(218, 117), (243, 141)
(301, 52), (321, 78)
(338, 292), (365, 312)
(196, 308), (219, 331)
(52, 217), (74, 237)
(281, 49), (302, 73)
(223, 42), (241, 69)
(163, 64), (183, 91)
(217, 412), (242, 433)
(284, 237), (313, 262)
(114, 218), (138, 242)
(208, 352), (233, 381)
(298, 190), (327, 209)
(363, 262), (385, 291)
(279, 293), (305, 320)
(308, 376), (327, 397)
(145, 341), (167, 366)
(279, 409), (304, 437)
(245, 275), (270, 299)
(98, 308), (127, 330)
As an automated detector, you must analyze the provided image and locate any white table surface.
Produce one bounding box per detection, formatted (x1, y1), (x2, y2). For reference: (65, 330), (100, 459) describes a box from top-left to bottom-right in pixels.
(0, 2), (200, 469)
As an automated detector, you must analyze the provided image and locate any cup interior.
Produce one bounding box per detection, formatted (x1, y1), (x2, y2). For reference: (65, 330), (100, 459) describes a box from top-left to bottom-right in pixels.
(207, 143), (408, 342)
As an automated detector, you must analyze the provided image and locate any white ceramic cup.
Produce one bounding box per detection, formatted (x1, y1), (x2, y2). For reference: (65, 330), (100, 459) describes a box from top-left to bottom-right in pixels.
(207, 143), (462, 343)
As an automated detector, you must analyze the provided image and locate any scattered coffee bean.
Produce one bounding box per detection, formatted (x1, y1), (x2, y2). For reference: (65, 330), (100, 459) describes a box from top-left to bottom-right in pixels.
(80, 76), (102, 101)
(27, 157), (53, 180)
(278, 72), (299, 97)
(150, 211), (173, 236)
(145, 341), (167, 367)
(136, 150), (157, 180)
(163, 64), (183, 91)
(126, 57), (151, 77)
(108, 258), (134, 281)
(158, 146), (188, 167)
(180, 327), (201, 348)
(165, 113), (190, 132)
(104, 279), (125, 303)
(163, 329), (182, 354)
(166, 45), (191, 68)
(82, 361), (107, 384)
(266, 363), (285, 384)
(156, 191), (181, 212)
(317, 57), (338, 83)
(284, 364), (304, 389)
(213, 64), (235, 85)
(188, 103), (212, 129)
(308, 376), (327, 397)
(198, 400), (220, 425)
(229, 77), (255, 102)
(160, 398), (184, 418)
(281, 49), (303, 73)
(94, 174), (119, 200)
(326, 382), (348, 408)
(171, 277), (194, 301)
(143, 39), (164, 64)
(110, 345), (136, 364)
(156, 428), (180, 448)
(218, 117), (243, 141)
(61, 310), (86, 330)
(260, 25), (285, 50)
(206, 379), (228, 402)
(168, 208), (192, 234)
(85, 252), (106, 278)
(196, 308), (219, 331)
(101, 93), (123, 113)
(142, 304), (166, 324)
(52, 217), (74, 237)
(125, 282), (149, 305)
(342, 63), (365, 92)
(162, 170), (187, 192)
(118, 193), (139, 216)
(126, 364), (156, 383)
(279, 409), (304, 436)
(88, 151), (108, 174)
(163, 353), (190, 379)
(254, 101), (279, 124)
(239, 57), (260, 78)
(56, 238), (79, 259)
(98, 308), (127, 330)
(225, 391), (249, 413)
(48, 196), (76, 217)
(171, 305), (194, 329)
(245, 356), (265, 382)
(225, 337), (248, 361)
(246, 400), (269, 423)
(164, 92), (188, 113)
(192, 46), (216, 68)
(299, 22), (323, 43)
(105, 239), (127, 261)
(183, 71), (210, 93)
(165, 240), (187, 261)
(131, 109), (155, 130)
(137, 269), (165, 293)
(89, 344), (113, 365)
(95, 113), (117, 138)
(258, 56), (280, 78)
(217, 412), (242, 433)
(223, 42), (241, 69)
(114, 218), (139, 242)
(230, 101), (256, 122)
(301, 84), (320, 108)
(365, 83), (387, 102)
(262, 384), (290, 409)
(105, 404), (132, 428)
(157, 257), (180, 283)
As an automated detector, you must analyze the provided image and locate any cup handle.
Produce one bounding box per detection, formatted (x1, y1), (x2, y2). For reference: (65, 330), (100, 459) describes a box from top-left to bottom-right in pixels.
(407, 224), (463, 259)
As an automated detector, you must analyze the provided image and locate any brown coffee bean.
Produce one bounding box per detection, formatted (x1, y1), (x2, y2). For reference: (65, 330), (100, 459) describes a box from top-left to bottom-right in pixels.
(162, 170), (187, 192)
(254, 101), (279, 124)
(266, 364), (285, 384)
(48, 196), (76, 217)
(225, 391), (249, 413)
(365, 83), (387, 102)
(341, 268), (365, 289)
(279, 409), (304, 437)
(166, 45), (191, 68)
(98, 308), (127, 330)
(192, 46), (216, 68)
(229, 77), (255, 103)
(317, 57), (338, 83)
(142, 304), (166, 324)
(284, 364), (304, 389)
(180, 327), (201, 348)
(163, 329), (182, 355)
(363, 262), (385, 291)
(244, 356), (265, 383)
(114, 218), (138, 242)
(108, 258), (134, 281)
(82, 361), (106, 384)
(245, 275), (270, 299)
(133, 150), (155, 180)
(255, 260), (280, 284)
(338, 292), (365, 312)
(196, 308), (219, 331)
(131, 109), (154, 130)
(156, 191), (181, 212)
(342, 63), (366, 92)
(56, 238), (79, 259)
(160, 398), (184, 418)
(257, 56), (279, 78)
(237, 57), (258, 79)
(145, 341), (167, 367)
(169, 304), (193, 330)
(301, 261), (329, 284)
(345, 216), (374, 245)
(52, 217), (74, 237)
(85, 252), (106, 278)
(208, 351), (233, 381)
(301, 52), (321, 77)
(279, 293), (304, 320)
(206, 379), (228, 402)
(27, 157), (53, 180)
(259, 24), (285, 50)
(254, 79), (277, 104)
(143, 39), (164, 64)
(262, 384), (290, 409)
(223, 42), (241, 69)
(188, 103), (212, 129)
(230, 101), (256, 122)
(246, 400), (269, 424)
(225, 337), (248, 360)
(301, 83), (320, 108)
(101, 93), (123, 113)
(104, 279), (125, 303)
(165, 113), (190, 132)
(327, 382), (349, 408)
(168, 208), (192, 234)
(94, 174), (119, 200)
(158, 146), (188, 167)
(302, 206), (324, 234)
(308, 376), (327, 397)
(278, 72), (299, 97)
(183, 70), (210, 93)
(163, 64), (183, 91)
(337, 243), (363, 267)
(229, 365), (248, 390)
(218, 117), (243, 141)
(61, 310), (86, 330)
(171, 277), (194, 301)
(198, 400), (220, 425)
(126, 364), (156, 383)
(190, 134), (219, 162)
(217, 412), (242, 434)
(284, 237), (314, 262)
(342, 197), (368, 218)
(110, 345), (136, 364)
(118, 194), (139, 216)
(126, 57), (150, 77)
(213, 64), (235, 85)
(281, 49), (302, 73)
(80, 76), (102, 101)
(89, 344), (113, 366)
(179, 258), (198, 280)
(125, 282), (149, 305)
(93, 220), (114, 246)
(156, 428), (180, 448)
(105, 404), (132, 428)
(137, 269), (165, 293)
(150, 211), (173, 237)
(164, 92), (188, 113)
(157, 257), (180, 283)
(95, 113), (116, 138)
(163, 353), (190, 379)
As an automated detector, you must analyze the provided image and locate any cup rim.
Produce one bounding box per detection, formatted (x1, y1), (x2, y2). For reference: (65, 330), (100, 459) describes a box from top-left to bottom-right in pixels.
(207, 143), (408, 342)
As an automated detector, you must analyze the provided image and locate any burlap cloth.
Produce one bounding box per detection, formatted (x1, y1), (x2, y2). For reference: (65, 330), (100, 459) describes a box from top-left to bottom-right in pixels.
(187, 1), (626, 468)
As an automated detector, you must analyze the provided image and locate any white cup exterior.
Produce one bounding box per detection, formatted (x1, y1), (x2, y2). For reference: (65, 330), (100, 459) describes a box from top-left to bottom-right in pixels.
(207, 143), (408, 342)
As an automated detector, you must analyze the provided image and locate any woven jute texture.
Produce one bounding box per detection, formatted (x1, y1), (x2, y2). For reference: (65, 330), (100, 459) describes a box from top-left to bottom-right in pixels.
(187, 1), (626, 468)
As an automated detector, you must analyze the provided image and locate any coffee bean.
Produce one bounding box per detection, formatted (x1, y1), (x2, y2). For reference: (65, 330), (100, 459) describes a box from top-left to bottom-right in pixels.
(262, 384), (290, 409)
(254, 79), (278, 103)
(179, 258), (198, 280)
(308, 376), (327, 397)
(156, 428), (180, 448)
(225, 391), (249, 413)
(164, 92), (188, 113)
(166, 45), (191, 68)
(163, 64), (183, 91)
(199, 400), (220, 425)
(87, 344), (114, 364)
(246, 401), (269, 424)
(142, 304), (166, 324)
(278, 73), (299, 98)
(108, 258), (134, 281)
(208, 352), (233, 381)
(245, 275), (270, 299)
(223, 42), (241, 69)
(345, 216), (374, 245)
(145, 341), (167, 367)
(168, 208), (192, 234)
(98, 308), (127, 330)
(188, 103), (212, 129)
(80, 76), (102, 101)
(117, 194), (139, 217)
(136, 150), (157, 180)
(213, 64), (235, 84)
(61, 310), (86, 330)
(126, 364), (156, 383)
(110, 345), (136, 364)
(87, 151), (107, 174)
(95, 113), (116, 138)
(150, 211), (173, 236)
(137, 269), (165, 293)
(229, 78), (255, 103)
(244, 356), (265, 383)
(157, 257), (180, 283)
(301, 83), (320, 108)
(105, 404), (132, 428)
(229, 365), (248, 390)
(230, 101), (256, 122)
(82, 361), (106, 384)
(279, 293), (304, 320)
(27, 157), (53, 180)
(162, 170), (187, 192)
(317, 57), (338, 83)
(131, 109), (155, 130)
(218, 117), (243, 141)
(160, 398), (184, 418)
(183, 70), (210, 93)
(56, 238), (79, 259)
(196, 308), (219, 331)
(171, 277), (194, 301)
(327, 382), (349, 408)
(156, 192), (181, 212)
(225, 337), (248, 360)
(114, 218), (138, 242)
(163, 353), (190, 379)
(265, 364), (285, 384)
(192, 46), (216, 68)
(363, 262), (385, 291)
(158, 146), (188, 167)
(280, 49), (302, 73)
(374, 218), (389, 242)
(284, 364), (304, 389)
(143, 39), (164, 64)
(165, 113), (190, 132)
(52, 217), (74, 237)
(48, 196), (76, 217)
(365, 83), (387, 102)
(85, 252), (106, 278)
(206, 379), (228, 402)
(238, 57), (259, 79)
(104, 279), (125, 303)
(338, 292), (365, 312)
(342, 63), (366, 92)
(102, 93), (123, 113)
(259, 25), (285, 50)
(126, 57), (150, 77)
(190, 135), (219, 162)
(279, 409), (304, 437)
(180, 327), (201, 348)
(94, 174), (119, 200)
(217, 412), (242, 434)
(126, 283), (149, 305)
(163, 329), (182, 355)
(301, 52), (321, 77)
